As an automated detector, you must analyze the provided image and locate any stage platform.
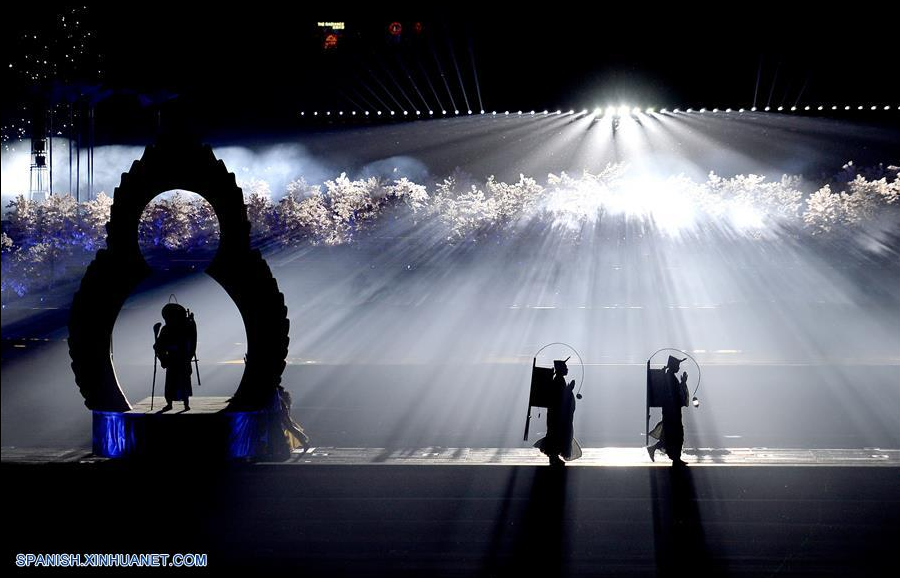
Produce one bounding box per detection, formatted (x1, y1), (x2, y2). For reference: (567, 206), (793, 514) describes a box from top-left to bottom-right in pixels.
(3, 447), (897, 577)
(3, 445), (897, 467)
(91, 396), (282, 459)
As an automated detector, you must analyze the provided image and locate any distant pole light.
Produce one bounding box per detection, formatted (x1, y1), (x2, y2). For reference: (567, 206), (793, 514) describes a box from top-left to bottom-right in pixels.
(442, 110), (447, 114)
(313, 111), (318, 116)
(505, 111), (510, 115)
(857, 105), (864, 110)
(480, 109), (485, 114)
(300, 111), (305, 116)
(429, 110), (433, 115)
(543, 110), (549, 114)
(817, 106), (823, 110)
(454, 109), (459, 114)
(845, 105), (850, 110)
(804, 105), (810, 111)
(492, 111), (497, 115)
(402, 110), (408, 115)
(686, 108), (693, 113)
(764, 106), (771, 111)
(556, 110), (562, 114)
(415, 110), (420, 115)
(365, 111), (370, 116)
(725, 108), (732, 112)
(886, 105), (892, 110)
(518, 110), (523, 115)
(739, 108), (745, 112)
(352, 111), (356, 115)
(326, 111), (331, 115)
(531, 110), (536, 115)
(751, 106), (757, 111)
(712, 108), (719, 113)
(777, 106), (783, 111)
(467, 109), (472, 114)
(673, 108), (681, 113)
(870, 105), (877, 110)
(377, 111), (382, 115)
(832, 105), (837, 110)
(339, 111), (344, 115)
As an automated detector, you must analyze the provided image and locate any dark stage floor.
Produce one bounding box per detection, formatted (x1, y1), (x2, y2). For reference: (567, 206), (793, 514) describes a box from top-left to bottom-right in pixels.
(4, 449), (898, 577)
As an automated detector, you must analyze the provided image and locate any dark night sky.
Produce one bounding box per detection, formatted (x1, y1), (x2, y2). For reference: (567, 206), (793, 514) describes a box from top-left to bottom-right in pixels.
(3, 3), (899, 143)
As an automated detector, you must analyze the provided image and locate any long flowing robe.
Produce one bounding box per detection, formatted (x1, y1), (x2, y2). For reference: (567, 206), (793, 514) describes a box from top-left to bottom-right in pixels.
(154, 324), (193, 402)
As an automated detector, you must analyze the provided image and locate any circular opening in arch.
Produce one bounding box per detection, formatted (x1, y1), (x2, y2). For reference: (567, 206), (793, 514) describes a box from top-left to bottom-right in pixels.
(138, 190), (220, 272)
(112, 273), (248, 404)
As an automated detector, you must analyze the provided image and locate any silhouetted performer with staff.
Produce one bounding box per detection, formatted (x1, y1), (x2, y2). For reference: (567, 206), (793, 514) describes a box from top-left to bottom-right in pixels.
(647, 355), (689, 466)
(534, 358), (582, 466)
(153, 303), (197, 412)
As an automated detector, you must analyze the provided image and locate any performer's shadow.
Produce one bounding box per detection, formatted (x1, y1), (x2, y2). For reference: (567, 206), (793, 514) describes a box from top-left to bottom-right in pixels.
(650, 466), (718, 576)
(508, 465), (569, 575)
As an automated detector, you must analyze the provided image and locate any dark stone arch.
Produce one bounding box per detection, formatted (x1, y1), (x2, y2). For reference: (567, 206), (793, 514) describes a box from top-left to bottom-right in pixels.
(68, 136), (289, 412)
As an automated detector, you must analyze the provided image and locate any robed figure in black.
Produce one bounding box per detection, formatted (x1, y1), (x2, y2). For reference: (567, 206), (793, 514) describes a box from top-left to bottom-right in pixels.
(535, 359), (582, 466)
(153, 303), (197, 412)
(648, 355), (689, 466)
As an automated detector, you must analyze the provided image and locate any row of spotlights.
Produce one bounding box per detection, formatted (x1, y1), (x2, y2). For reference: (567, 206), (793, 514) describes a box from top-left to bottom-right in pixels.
(300, 105), (896, 117)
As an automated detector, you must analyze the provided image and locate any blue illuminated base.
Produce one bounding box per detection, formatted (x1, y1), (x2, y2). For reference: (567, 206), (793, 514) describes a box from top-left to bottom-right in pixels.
(92, 396), (284, 459)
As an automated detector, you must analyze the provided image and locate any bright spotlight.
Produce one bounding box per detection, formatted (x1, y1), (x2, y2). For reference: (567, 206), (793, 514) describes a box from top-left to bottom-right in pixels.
(442, 110), (447, 114)
(870, 105), (877, 110)
(673, 108), (681, 113)
(454, 109), (459, 114)
(326, 111), (331, 116)
(556, 110), (562, 114)
(581, 109), (588, 114)
(857, 105), (863, 110)
(313, 111), (318, 116)
(492, 111), (497, 115)
(751, 106), (757, 111)
(631, 107), (641, 115)
(817, 106), (823, 110)
(617, 106), (630, 116)
(845, 105), (850, 110)
(351, 111), (356, 115)
(739, 108), (745, 112)
(365, 111), (370, 116)
(338, 111), (344, 115)
(300, 111), (305, 116)
(531, 110), (536, 115)
(790, 106), (796, 111)
(832, 106), (837, 110)
(725, 108), (732, 112)
(764, 106), (770, 111)
(543, 110), (549, 114)
(467, 109), (472, 114)
(480, 109), (485, 114)
(886, 105), (892, 110)
(777, 106), (783, 111)
(686, 108), (693, 113)
(804, 105), (810, 111)
(712, 108), (719, 113)
(377, 111), (383, 115)
(593, 108), (601, 114)
(415, 110), (420, 115)
(660, 108), (668, 113)
(568, 109), (574, 114)
(428, 110), (433, 115)
(505, 111), (510, 115)
(518, 110), (523, 115)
